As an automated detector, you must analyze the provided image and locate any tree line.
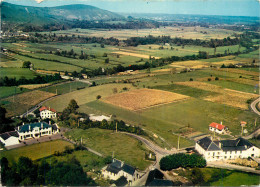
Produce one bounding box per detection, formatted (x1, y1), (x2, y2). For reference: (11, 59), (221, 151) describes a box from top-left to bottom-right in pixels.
(0, 74), (62, 87)
(0, 156), (95, 186)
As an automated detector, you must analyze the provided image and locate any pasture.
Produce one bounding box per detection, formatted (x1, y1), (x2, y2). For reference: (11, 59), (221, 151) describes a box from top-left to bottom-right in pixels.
(65, 128), (152, 171)
(0, 67), (37, 79)
(0, 140), (73, 163)
(103, 88), (189, 111)
(0, 86), (28, 98)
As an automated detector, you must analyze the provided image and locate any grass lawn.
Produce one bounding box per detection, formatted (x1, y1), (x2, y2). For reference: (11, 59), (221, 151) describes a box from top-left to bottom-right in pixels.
(0, 67), (37, 79)
(65, 128), (152, 171)
(0, 86), (28, 98)
(0, 140), (73, 163)
(44, 150), (106, 172)
(210, 170), (260, 186)
(208, 80), (259, 94)
(40, 81), (89, 95)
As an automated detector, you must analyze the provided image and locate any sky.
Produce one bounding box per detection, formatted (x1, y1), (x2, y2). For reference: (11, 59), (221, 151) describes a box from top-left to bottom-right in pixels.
(2, 0), (260, 17)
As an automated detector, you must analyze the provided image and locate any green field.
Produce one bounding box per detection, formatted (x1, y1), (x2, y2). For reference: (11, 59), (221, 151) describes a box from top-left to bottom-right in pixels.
(208, 80), (259, 94)
(0, 86), (28, 98)
(210, 171), (260, 186)
(0, 67), (37, 79)
(80, 100), (193, 149)
(0, 140), (73, 163)
(40, 81), (89, 95)
(65, 128), (153, 171)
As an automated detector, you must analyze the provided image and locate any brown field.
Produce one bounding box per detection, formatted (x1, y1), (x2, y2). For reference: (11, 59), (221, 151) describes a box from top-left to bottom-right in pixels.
(2, 90), (56, 117)
(216, 68), (259, 76)
(111, 51), (160, 59)
(175, 81), (258, 109)
(36, 69), (65, 75)
(170, 60), (209, 69)
(212, 60), (241, 66)
(19, 83), (50, 89)
(102, 88), (189, 111)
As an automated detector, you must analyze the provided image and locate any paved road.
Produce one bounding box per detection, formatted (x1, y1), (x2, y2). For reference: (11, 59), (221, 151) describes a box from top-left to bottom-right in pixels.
(208, 161), (260, 175)
(250, 97), (260, 116)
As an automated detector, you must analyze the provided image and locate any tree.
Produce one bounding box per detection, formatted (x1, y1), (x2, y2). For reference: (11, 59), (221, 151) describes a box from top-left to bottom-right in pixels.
(215, 77), (219, 81)
(0, 106), (7, 124)
(105, 58), (109, 64)
(22, 61), (31, 68)
(189, 78), (193, 81)
(96, 95), (101, 99)
(102, 53), (107, 57)
(68, 99), (79, 113)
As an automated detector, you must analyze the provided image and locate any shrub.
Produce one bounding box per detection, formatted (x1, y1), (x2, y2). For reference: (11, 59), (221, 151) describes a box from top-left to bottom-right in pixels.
(160, 153), (206, 171)
(215, 77), (219, 81)
(190, 78), (193, 81)
(96, 95), (101, 99)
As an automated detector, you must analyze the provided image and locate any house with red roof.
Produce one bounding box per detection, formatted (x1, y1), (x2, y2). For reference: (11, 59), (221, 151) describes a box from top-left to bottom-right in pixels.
(209, 122), (227, 134)
(39, 106), (57, 119)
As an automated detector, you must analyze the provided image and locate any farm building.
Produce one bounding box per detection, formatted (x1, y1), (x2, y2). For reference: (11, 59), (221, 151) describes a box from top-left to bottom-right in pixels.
(15, 122), (59, 141)
(0, 131), (20, 146)
(39, 106), (57, 119)
(209, 122), (227, 134)
(102, 159), (139, 185)
(195, 137), (260, 162)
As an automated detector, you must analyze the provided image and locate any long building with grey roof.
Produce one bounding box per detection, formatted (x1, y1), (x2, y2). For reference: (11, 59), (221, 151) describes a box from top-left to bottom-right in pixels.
(195, 136), (260, 162)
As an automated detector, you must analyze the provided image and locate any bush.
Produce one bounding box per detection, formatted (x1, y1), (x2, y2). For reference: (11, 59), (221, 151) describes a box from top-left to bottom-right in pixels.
(208, 78), (211, 81)
(96, 95), (101, 99)
(189, 78), (193, 81)
(215, 77), (219, 81)
(160, 153), (206, 171)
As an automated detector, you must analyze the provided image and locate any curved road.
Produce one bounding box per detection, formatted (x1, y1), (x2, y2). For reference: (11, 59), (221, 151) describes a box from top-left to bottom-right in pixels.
(250, 97), (260, 116)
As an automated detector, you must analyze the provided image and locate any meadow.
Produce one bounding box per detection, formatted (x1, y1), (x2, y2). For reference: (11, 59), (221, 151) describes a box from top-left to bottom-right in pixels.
(0, 67), (37, 79)
(65, 128), (153, 171)
(0, 86), (28, 98)
(0, 140), (73, 163)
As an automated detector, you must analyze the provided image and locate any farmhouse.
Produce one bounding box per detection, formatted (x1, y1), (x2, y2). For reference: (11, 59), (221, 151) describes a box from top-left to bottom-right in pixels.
(0, 131), (20, 146)
(102, 159), (139, 185)
(39, 106), (57, 119)
(195, 137), (260, 162)
(209, 122), (227, 134)
(16, 122), (59, 141)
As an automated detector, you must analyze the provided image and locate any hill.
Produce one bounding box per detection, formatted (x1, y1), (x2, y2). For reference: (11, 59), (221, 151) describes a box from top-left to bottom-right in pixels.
(1, 2), (123, 25)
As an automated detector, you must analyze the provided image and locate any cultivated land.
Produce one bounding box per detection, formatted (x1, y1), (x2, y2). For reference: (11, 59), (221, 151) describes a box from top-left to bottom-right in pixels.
(0, 67), (37, 79)
(0, 140), (73, 163)
(103, 88), (189, 111)
(1, 90), (56, 117)
(66, 128), (152, 171)
(44, 83), (135, 112)
(0, 86), (28, 99)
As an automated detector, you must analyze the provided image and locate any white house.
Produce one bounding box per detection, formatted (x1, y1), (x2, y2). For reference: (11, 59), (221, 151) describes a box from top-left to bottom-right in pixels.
(0, 131), (20, 146)
(16, 122), (59, 141)
(39, 106), (57, 119)
(195, 137), (260, 162)
(102, 159), (139, 185)
(209, 122), (227, 134)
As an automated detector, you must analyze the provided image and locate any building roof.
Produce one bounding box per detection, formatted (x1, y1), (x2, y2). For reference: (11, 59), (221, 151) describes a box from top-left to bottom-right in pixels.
(113, 176), (128, 186)
(209, 122), (225, 130)
(145, 169), (164, 186)
(148, 179), (174, 186)
(105, 159), (135, 176)
(122, 164), (135, 175)
(0, 131), (19, 140)
(39, 106), (56, 113)
(197, 137), (255, 152)
(18, 122), (52, 133)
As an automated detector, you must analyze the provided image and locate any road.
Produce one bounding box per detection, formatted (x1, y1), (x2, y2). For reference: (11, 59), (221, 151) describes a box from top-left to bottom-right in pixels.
(250, 97), (260, 116)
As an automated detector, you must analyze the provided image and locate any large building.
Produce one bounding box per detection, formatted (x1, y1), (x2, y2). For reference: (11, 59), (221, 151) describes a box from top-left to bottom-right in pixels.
(39, 106), (57, 119)
(195, 137), (260, 162)
(16, 122), (59, 141)
(102, 159), (139, 185)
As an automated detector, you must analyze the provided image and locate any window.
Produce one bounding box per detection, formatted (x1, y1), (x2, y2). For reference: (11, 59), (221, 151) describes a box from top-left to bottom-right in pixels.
(253, 148), (254, 151)
(225, 151), (227, 154)
(208, 153), (210, 155)
(224, 156), (227, 159)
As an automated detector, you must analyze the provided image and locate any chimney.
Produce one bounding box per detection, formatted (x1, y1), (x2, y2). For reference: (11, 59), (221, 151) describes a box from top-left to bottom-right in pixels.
(121, 161), (124, 167)
(219, 142), (222, 149)
(210, 136), (213, 141)
(220, 121), (222, 125)
(23, 122), (24, 126)
(29, 125), (31, 131)
(49, 107), (51, 111)
(18, 126), (20, 130)
(49, 121), (51, 125)
(41, 123), (43, 129)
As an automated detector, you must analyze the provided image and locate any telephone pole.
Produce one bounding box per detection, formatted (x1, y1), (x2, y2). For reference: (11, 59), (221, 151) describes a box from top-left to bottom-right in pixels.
(177, 135), (180, 150)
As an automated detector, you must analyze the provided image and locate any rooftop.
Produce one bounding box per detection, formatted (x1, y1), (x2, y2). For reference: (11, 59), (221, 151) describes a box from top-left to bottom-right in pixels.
(209, 122), (225, 130)
(0, 131), (19, 140)
(105, 159), (136, 176)
(18, 122), (52, 133)
(39, 106), (56, 113)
